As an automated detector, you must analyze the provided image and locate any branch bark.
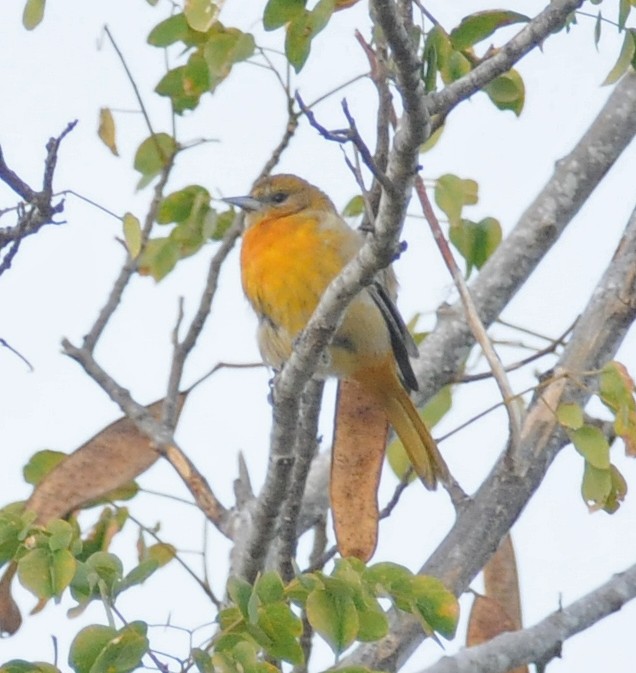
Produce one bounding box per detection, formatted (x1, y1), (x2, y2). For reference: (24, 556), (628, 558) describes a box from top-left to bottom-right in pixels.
(421, 561), (636, 673)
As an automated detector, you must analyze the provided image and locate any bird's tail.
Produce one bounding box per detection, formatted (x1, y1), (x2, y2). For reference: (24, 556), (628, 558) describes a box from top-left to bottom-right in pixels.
(380, 373), (449, 489)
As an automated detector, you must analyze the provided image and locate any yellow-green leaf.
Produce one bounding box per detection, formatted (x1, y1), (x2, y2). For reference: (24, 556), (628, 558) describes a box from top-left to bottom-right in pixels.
(264, 0), (306, 30)
(581, 462), (612, 511)
(18, 547), (76, 599)
(285, 0), (335, 72)
(204, 27), (255, 78)
(449, 217), (502, 274)
(484, 69), (525, 115)
(137, 237), (180, 281)
(569, 425), (610, 469)
(450, 11), (529, 50)
(122, 213), (142, 259)
(23, 450), (66, 486)
(434, 174), (478, 226)
(22, 0), (45, 30)
(410, 575), (459, 639)
(97, 108), (118, 156)
(133, 133), (176, 182)
(603, 29), (636, 85)
(556, 403), (584, 430)
(158, 185), (210, 224)
(69, 625), (118, 673)
(342, 195), (365, 218)
(185, 0), (218, 32)
(306, 587), (358, 654)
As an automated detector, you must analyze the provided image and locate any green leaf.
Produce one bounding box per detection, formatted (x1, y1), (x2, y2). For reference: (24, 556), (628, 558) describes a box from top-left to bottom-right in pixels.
(46, 519), (74, 552)
(70, 623), (148, 673)
(23, 449), (66, 486)
(144, 542), (176, 567)
(137, 237), (180, 281)
(133, 133), (176, 185)
(84, 551), (124, 597)
(342, 195), (365, 218)
(409, 575), (459, 639)
(192, 649), (214, 673)
(556, 403), (584, 430)
(434, 174), (478, 226)
(204, 27), (255, 78)
(422, 26), (451, 86)
(449, 11), (530, 50)
(449, 217), (502, 274)
(22, 0), (45, 30)
(185, 0), (218, 32)
(599, 361), (634, 411)
(306, 587), (358, 654)
(122, 213), (142, 259)
(205, 209), (235, 240)
(158, 186), (211, 224)
(363, 562), (413, 594)
(184, 51), (212, 96)
(17, 547), (76, 599)
(253, 602), (304, 663)
(254, 572), (285, 603)
(0, 662), (60, 673)
(581, 462), (612, 511)
(484, 69), (525, 115)
(228, 576), (253, 618)
(69, 625), (118, 673)
(603, 464), (628, 513)
(569, 425), (610, 469)
(285, 0), (335, 72)
(119, 560), (159, 591)
(148, 14), (191, 47)
(419, 125), (444, 154)
(603, 29), (636, 85)
(0, 507), (27, 564)
(264, 0), (306, 30)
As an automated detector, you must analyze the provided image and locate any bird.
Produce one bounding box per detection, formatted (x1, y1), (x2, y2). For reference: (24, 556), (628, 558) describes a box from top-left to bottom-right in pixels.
(225, 173), (449, 492)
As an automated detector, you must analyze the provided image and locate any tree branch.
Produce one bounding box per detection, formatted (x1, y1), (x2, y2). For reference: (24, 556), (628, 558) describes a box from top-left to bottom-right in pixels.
(342, 201), (636, 670)
(421, 561), (636, 673)
(426, 0), (586, 123)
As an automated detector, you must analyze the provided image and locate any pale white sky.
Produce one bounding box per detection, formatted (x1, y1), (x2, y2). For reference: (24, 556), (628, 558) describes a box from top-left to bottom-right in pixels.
(1, 1), (635, 670)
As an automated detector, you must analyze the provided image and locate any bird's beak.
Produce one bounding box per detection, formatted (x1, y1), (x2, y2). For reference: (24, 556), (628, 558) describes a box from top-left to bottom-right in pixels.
(222, 195), (262, 212)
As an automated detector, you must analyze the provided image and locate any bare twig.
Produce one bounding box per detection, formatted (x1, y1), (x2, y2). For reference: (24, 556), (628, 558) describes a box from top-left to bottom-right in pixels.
(0, 122), (77, 275)
(413, 176), (523, 448)
(61, 338), (231, 536)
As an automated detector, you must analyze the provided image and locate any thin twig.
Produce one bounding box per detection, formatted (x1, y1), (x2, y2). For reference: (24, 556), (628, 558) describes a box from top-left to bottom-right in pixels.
(413, 175), (523, 449)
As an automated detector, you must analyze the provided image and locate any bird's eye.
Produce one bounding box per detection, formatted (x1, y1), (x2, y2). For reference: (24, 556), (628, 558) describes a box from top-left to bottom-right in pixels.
(271, 192), (288, 204)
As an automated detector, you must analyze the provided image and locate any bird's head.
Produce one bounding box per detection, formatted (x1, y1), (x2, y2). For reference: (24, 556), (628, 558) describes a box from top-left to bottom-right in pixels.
(223, 174), (336, 221)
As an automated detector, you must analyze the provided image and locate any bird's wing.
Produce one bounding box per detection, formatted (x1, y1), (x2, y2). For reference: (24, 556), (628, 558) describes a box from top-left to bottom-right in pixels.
(368, 282), (420, 391)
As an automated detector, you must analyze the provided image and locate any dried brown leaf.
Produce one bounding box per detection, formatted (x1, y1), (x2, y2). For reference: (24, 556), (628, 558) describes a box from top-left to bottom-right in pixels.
(26, 394), (187, 524)
(330, 380), (388, 561)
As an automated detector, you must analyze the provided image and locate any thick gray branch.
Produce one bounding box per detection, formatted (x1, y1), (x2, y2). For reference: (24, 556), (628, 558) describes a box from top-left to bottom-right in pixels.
(422, 561), (636, 673)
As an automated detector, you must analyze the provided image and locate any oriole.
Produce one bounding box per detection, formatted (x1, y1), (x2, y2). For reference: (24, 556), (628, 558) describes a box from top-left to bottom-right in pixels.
(226, 174), (448, 490)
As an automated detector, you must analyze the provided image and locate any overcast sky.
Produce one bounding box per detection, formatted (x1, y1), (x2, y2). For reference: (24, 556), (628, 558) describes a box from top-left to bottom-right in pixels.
(1, 1), (635, 670)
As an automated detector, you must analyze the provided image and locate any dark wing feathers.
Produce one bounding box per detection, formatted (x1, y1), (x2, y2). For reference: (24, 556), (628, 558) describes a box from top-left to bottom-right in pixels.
(368, 282), (420, 391)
